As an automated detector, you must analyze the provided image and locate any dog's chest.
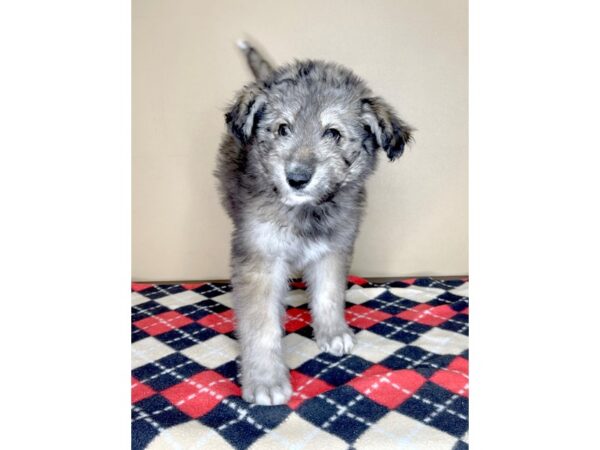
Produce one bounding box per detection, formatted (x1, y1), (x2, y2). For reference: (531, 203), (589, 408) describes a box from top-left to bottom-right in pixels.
(248, 219), (331, 268)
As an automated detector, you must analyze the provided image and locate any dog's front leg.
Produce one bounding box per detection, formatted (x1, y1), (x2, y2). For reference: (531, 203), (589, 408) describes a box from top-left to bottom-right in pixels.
(305, 252), (356, 356)
(232, 256), (291, 405)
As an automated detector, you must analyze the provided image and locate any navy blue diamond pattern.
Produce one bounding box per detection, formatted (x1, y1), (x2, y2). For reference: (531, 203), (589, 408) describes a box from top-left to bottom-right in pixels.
(296, 386), (388, 443)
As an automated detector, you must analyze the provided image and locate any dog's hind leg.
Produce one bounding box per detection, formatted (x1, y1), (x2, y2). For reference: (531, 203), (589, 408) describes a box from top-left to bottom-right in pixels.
(305, 252), (356, 356)
(232, 256), (291, 405)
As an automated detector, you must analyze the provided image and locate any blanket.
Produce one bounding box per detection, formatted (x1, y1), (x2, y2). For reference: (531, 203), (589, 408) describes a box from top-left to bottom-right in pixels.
(132, 276), (469, 449)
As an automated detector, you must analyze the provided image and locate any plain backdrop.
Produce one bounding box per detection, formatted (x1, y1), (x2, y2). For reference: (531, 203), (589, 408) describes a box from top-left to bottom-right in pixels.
(132, 0), (468, 281)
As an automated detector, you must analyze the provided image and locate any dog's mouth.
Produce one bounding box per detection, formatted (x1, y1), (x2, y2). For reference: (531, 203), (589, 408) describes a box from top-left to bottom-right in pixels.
(281, 191), (312, 206)
(280, 183), (340, 207)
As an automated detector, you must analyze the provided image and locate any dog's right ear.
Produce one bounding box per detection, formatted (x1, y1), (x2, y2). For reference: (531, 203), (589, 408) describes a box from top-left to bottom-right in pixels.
(225, 86), (267, 145)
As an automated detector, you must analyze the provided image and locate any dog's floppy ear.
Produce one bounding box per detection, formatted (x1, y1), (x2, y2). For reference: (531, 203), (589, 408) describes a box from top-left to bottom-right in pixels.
(360, 97), (413, 161)
(225, 86), (267, 145)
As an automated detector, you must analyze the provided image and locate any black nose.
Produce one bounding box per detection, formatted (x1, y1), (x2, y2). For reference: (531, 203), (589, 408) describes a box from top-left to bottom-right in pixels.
(286, 168), (313, 190)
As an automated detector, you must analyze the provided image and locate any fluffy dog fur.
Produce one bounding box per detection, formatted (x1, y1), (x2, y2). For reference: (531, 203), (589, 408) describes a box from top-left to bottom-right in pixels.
(215, 41), (413, 405)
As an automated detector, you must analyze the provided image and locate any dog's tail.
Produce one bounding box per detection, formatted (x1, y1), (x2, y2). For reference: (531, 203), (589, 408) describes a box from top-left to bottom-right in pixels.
(236, 39), (273, 81)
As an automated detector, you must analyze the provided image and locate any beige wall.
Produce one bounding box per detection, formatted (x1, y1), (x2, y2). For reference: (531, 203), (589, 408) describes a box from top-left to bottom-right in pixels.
(132, 0), (468, 281)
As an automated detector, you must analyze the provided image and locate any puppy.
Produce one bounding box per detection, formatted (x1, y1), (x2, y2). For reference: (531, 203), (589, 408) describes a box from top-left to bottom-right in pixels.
(215, 41), (413, 405)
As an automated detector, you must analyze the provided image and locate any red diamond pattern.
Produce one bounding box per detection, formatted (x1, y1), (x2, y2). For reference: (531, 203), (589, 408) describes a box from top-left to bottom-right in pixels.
(345, 305), (393, 329)
(397, 304), (458, 326)
(181, 283), (205, 290)
(132, 283), (153, 292)
(131, 377), (156, 403)
(161, 371), (241, 418)
(288, 370), (334, 409)
(289, 281), (307, 289)
(429, 356), (469, 397)
(198, 309), (235, 333)
(349, 365), (427, 409)
(347, 275), (369, 285)
(133, 311), (194, 336)
(285, 308), (312, 332)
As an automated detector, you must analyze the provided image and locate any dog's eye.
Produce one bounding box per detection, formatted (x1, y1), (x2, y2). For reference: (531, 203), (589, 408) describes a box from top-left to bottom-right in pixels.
(277, 123), (290, 137)
(323, 128), (342, 141)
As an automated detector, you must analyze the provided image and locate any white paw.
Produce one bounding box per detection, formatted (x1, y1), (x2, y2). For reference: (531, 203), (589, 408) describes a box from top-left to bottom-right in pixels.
(317, 330), (356, 356)
(242, 378), (292, 405)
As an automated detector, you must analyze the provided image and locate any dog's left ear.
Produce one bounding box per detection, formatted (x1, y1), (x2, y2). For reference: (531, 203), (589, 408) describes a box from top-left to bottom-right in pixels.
(225, 86), (267, 146)
(360, 97), (413, 161)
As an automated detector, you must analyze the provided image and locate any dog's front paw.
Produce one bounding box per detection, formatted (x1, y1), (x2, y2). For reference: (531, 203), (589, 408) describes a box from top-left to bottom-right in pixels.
(317, 328), (356, 357)
(242, 376), (292, 406)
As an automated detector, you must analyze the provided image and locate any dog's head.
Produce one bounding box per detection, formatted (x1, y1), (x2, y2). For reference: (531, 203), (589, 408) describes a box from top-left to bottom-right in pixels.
(225, 61), (413, 206)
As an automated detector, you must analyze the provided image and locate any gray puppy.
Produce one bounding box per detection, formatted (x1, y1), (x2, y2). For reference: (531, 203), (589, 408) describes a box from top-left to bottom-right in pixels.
(215, 41), (413, 405)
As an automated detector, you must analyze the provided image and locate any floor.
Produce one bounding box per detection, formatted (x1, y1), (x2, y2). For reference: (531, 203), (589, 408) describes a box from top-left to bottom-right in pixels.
(131, 276), (469, 449)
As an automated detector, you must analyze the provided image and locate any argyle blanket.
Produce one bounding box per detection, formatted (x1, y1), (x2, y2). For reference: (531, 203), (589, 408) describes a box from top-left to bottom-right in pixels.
(132, 277), (469, 449)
